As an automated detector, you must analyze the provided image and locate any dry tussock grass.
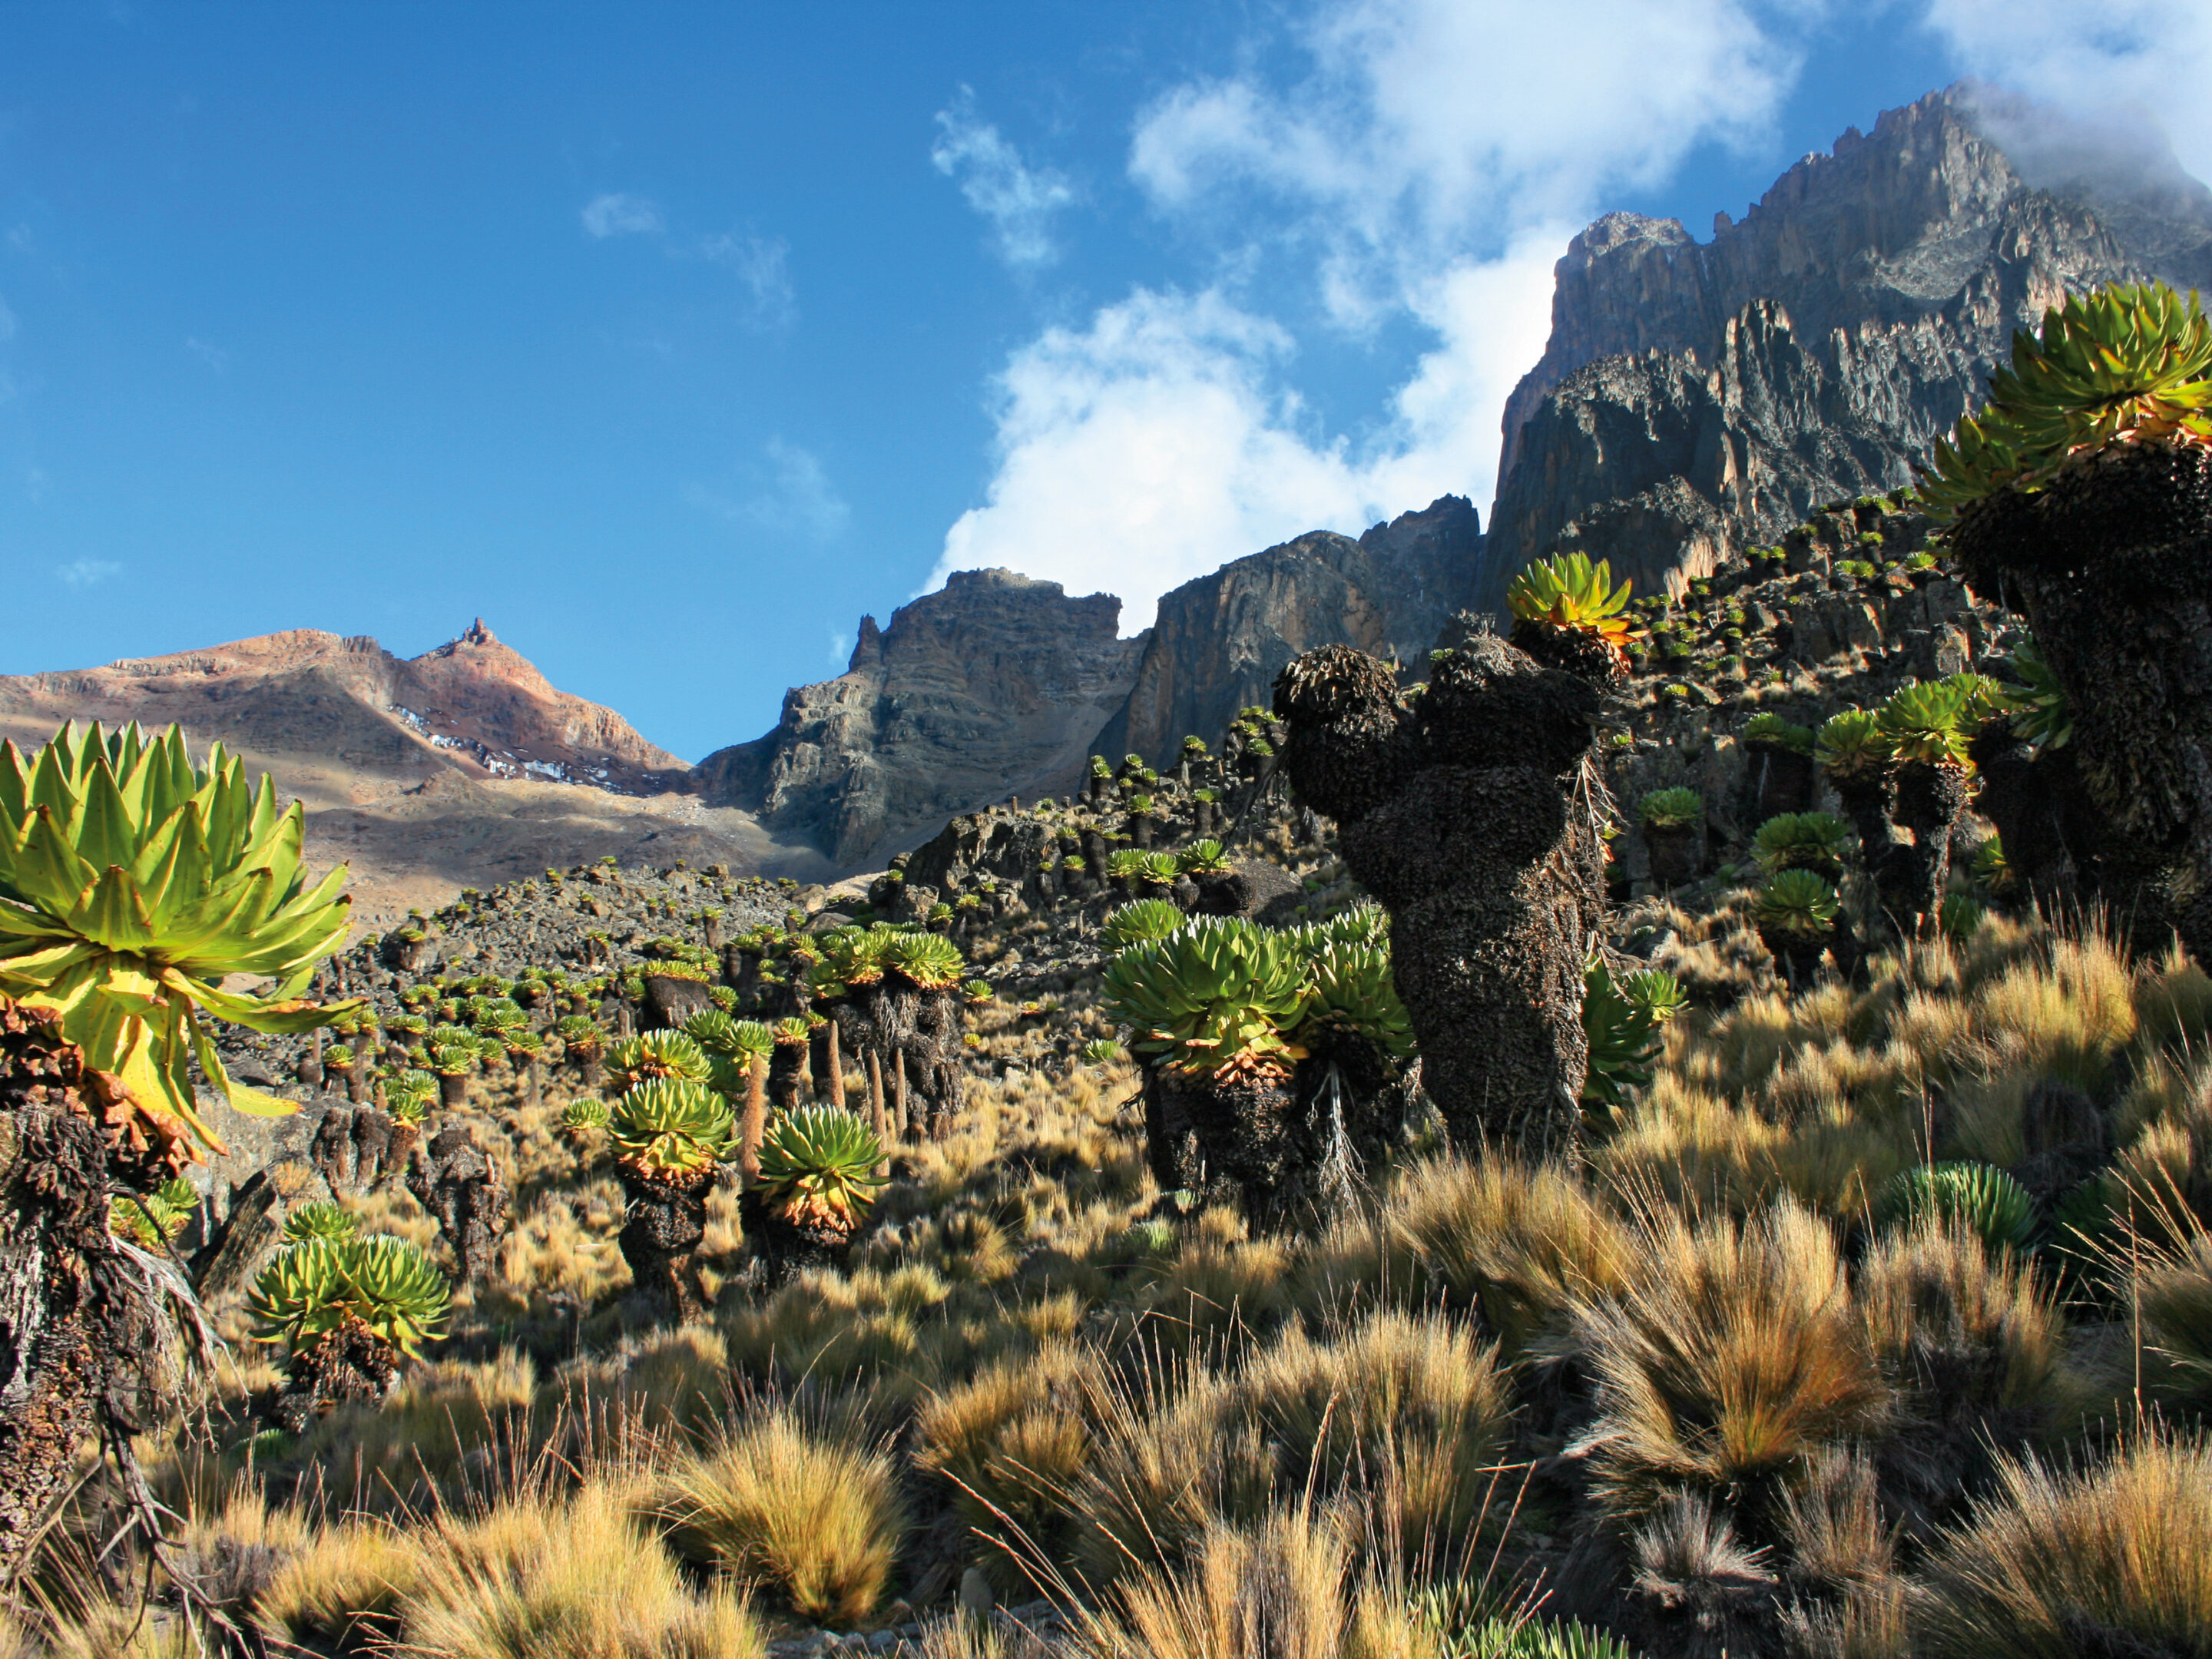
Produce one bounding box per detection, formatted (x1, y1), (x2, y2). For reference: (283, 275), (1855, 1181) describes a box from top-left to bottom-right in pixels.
(656, 1400), (908, 1625)
(43, 907), (2212, 1656)
(1913, 1432), (2212, 1657)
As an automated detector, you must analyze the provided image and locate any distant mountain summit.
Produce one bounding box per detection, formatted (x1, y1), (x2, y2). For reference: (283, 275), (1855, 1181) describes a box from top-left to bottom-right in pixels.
(1477, 84), (2212, 611)
(0, 624), (821, 922)
(700, 83), (2212, 873)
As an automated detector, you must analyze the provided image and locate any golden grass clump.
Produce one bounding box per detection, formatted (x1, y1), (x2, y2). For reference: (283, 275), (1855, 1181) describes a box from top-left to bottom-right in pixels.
(1074, 1362), (1273, 1588)
(403, 1481), (762, 1659)
(1972, 930), (2138, 1097)
(915, 1341), (1110, 1593)
(1856, 1217), (2069, 1424)
(1379, 1154), (1633, 1356)
(1563, 1199), (1890, 1530)
(2130, 1228), (2212, 1419)
(1913, 1432), (2212, 1658)
(656, 1401), (909, 1625)
(1075, 1509), (1438, 1659)
(253, 1517), (422, 1645)
(1237, 1310), (1512, 1558)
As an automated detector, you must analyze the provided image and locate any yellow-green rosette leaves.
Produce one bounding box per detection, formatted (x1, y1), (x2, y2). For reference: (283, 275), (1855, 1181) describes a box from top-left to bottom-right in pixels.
(1919, 280), (2212, 522)
(609, 1077), (735, 1177)
(0, 722), (362, 1163)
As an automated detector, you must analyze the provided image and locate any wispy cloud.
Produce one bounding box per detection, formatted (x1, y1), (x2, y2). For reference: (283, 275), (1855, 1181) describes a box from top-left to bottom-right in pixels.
(690, 438), (849, 542)
(932, 88), (1077, 269)
(581, 192), (664, 238)
(184, 336), (228, 371)
(937, 0), (1827, 631)
(56, 558), (122, 588)
(701, 231), (796, 330)
(1922, 0), (2212, 180)
(0, 296), (15, 342)
(830, 629), (851, 665)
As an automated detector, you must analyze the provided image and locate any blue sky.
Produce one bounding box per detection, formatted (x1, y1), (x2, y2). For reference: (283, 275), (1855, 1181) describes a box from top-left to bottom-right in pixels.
(1, 1), (2201, 760)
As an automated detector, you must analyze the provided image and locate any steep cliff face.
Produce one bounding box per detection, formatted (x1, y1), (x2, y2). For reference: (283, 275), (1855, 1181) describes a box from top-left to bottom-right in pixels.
(695, 569), (1145, 869)
(1480, 86), (2212, 611)
(1101, 495), (1484, 766)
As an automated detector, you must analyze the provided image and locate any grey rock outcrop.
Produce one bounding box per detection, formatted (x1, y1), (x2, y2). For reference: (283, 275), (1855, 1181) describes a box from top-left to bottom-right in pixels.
(1479, 85), (2212, 612)
(1101, 495), (1484, 767)
(696, 570), (1145, 869)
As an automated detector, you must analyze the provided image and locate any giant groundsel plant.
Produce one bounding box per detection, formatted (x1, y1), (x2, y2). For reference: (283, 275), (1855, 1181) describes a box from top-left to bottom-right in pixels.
(0, 722), (360, 1161)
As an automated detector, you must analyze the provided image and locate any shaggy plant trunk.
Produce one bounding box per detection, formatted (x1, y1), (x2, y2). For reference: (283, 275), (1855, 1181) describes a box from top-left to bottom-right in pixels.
(615, 1165), (713, 1320)
(436, 1068), (469, 1110)
(769, 1041), (806, 1113)
(737, 1187), (853, 1291)
(1746, 742), (1816, 822)
(1892, 759), (1973, 922)
(1141, 1063), (1301, 1217)
(1953, 442), (2212, 955)
(1968, 725), (2081, 909)
(1643, 823), (1704, 887)
(1758, 923), (1834, 987)
(0, 1004), (165, 1582)
(1274, 634), (1611, 1161)
(269, 1318), (397, 1436)
(405, 1124), (509, 1284)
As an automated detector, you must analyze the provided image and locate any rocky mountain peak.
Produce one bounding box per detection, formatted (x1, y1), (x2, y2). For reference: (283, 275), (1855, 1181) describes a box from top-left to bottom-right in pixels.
(695, 570), (1143, 869)
(1478, 83), (2210, 616)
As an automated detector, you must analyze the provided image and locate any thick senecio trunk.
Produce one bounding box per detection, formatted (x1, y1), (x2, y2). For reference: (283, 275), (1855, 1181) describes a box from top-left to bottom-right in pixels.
(405, 1125), (509, 1284)
(615, 1167), (714, 1320)
(1745, 743), (1816, 822)
(1891, 760), (1973, 920)
(269, 1317), (398, 1436)
(0, 1004), (164, 1582)
(737, 1187), (852, 1290)
(1139, 1065), (1302, 1219)
(1953, 442), (2212, 952)
(833, 985), (965, 1142)
(1274, 634), (1611, 1161)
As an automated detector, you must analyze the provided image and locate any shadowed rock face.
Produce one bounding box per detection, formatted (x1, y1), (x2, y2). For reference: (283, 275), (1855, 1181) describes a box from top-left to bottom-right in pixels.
(695, 570), (1146, 869)
(1101, 495), (1485, 767)
(1275, 637), (1614, 1158)
(699, 502), (1485, 870)
(1481, 85), (2212, 613)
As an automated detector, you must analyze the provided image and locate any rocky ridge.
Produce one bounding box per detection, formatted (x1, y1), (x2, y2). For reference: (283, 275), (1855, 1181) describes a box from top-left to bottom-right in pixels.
(714, 498), (1481, 867)
(697, 569), (1145, 869)
(1479, 85), (2212, 611)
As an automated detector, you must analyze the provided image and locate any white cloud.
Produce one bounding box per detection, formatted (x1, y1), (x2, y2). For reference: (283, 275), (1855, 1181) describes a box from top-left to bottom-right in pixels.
(936, 0), (1822, 631)
(929, 242), (1565, 631)
(1131, 0), (1807, 315)
(184, 335), (227, 370)
(1922, 0), (2212, 181)
(931, 290), (1368, 629)
(56, 558), (121, 587)
(932, 88), (1078, 269)
(701, 232), (795, 329)
(690, 438), (849, 542)
(830, 629), (851, 664)
(581, 192), (664, 238)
